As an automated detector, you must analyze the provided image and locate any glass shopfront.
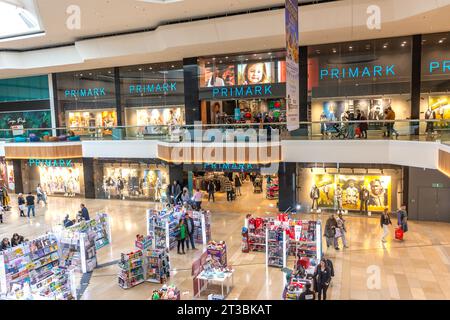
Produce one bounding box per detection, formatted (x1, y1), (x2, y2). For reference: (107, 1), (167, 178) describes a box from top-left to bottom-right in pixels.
(20, 159), (85, 196)
(198, 51), (287, 124)
(93, 160), (169, 201)
(0, 159), (15, 192)
(56, 68), (117, 136)
(120, 62), (185, 137)
(296, 165), (404, 215)
(308, 37), (412, 135)
(421, 32), (450, 131)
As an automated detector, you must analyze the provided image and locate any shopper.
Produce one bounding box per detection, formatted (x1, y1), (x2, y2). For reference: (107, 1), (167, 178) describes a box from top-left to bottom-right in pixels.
(18, 193), (26, 217)
(380, 208), (392, 243)
(310, 185), (320, 211)
(359, 186), (370, 215)
(314, 259), (332, 300)
(360, 111), (368, 139)
(36, 184), (47, 205)
(335, 185), (343, 213)
(0, 238), (11, 251)
(299, 282), (316, 300)
(397, 205), (408, 234)
(176, 219), (186, 254)
(181, 187), (191, 204)
(11, 233), (24, 247)
(336, 213), (349, 248)
(0, 187), (4, 211)
(224, 178), (233, 202)
(193, 189), (203, 210)
(26, 192), (36, 218)
(347, 111), (355, 139)
(207, 181), (215, 202)
(385, 107), (399, 138)
(234, 175), (242, 196)
(0, 205), (3, 224)
(63, 215), (74, 228)
(325, 215), (339, 250)
(184, 212), (196, 250)
(167, 180), (182, 205)
(79, 204), (90, 221)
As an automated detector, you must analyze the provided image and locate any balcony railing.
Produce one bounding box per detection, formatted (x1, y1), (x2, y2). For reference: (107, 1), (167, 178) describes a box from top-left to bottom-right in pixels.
(0, 119), (449, 144)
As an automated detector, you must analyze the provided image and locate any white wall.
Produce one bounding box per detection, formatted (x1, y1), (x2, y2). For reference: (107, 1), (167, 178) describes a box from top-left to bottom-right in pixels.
(81, 140), (159, 159)
(282, 140), (440, 169)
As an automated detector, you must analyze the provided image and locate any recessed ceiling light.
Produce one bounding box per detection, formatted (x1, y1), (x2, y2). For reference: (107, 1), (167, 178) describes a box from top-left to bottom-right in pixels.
(219, 61), (222, 63)
(253, 54), (257, 57)
(225, 56), (229, 59)
(349, 46), (353, 50)
(89, 73), (92, 76)
(268, 52), (272, 55)
(401, 43), (405, 47)
(80, 73), (83, 77)
(171, 65), (175, 68)
(332, 48), (337, 53)
(138, 68), (142, 71)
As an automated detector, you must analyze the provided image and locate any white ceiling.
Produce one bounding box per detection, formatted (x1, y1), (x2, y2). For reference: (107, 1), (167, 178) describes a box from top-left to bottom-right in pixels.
(0, 0), (450, 79)
(1, 0), (289, 50)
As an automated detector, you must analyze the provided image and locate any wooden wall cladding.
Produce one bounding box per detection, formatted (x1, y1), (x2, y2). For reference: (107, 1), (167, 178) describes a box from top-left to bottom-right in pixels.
(438, 149), (450, 177)
(157, 143), (282, 164)
(5, 143), (83, 159)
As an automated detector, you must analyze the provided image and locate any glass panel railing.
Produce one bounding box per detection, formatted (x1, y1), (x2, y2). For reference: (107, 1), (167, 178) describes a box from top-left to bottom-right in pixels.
(0, 120), (448, 143)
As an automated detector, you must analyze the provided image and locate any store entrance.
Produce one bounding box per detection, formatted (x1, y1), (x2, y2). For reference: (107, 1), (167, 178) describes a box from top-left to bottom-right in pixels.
(192, 171), (279, 212)
(202, 98), (285, 125)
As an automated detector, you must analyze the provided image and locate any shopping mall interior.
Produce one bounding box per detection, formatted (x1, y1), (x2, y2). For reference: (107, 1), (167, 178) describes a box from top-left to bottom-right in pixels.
(0, 0), (450, 303)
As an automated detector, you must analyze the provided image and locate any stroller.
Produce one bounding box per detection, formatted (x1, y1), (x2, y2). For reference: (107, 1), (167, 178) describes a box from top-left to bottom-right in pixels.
(253, 179), (263, 193)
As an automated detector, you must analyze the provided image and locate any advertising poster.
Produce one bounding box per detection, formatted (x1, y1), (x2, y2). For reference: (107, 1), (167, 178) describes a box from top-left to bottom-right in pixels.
(429, 96), (450, 128)
(323, 101), (346, 121)
(0, 110), (51, 138)
(364, 175), (391, 212)
(202, 64), (235, 87)
(285, 0), (299, 131)
(237, 62), (274, 85)
(313, 174), (335, 208)
(337, 175), (364, 211)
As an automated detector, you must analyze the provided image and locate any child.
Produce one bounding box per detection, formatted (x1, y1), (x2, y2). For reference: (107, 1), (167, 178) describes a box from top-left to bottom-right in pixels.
(243, 63), (270, 85)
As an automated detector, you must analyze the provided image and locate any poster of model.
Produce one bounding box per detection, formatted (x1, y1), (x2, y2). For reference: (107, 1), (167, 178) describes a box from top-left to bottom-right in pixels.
(237, 62), (274, 85)
(364, 175), (391, 212)
(429, 96), (450, 128)
(313, 174), (335, 208)
(337, 175), (364, 211)
(202, 64), (235, 87)
(285, 0), (299, 131)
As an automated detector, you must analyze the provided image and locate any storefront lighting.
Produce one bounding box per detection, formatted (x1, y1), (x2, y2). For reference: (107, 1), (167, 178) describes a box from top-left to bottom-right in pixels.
(296, 204), (301, 210)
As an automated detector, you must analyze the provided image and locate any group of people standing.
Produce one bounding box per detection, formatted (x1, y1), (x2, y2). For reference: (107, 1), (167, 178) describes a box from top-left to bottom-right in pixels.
(324, 213), (349, 250)
(175, 211), (197, 254)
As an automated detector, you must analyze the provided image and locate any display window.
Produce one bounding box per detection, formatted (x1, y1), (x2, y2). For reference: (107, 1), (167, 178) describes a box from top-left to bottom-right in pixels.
(55, 68), (117, 133)
(297, 166), (402, 214)
(66, 109), (117, 135)
(125, 106), (184, 136)
(96, 161), (169, 201)
(0, 160), (15, 192)
(21, 160), (84, 196)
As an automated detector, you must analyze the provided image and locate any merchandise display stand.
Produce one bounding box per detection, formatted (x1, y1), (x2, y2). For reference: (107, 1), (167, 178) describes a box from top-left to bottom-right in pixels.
(244, 217), (273, 252)
(266, 226), (288, 268)
(288, 220), (322, 262)
(193, 241), (234, 299)
(0, 233), (76, 300)
(118, 251), (145, 289)
(58, 226), (97, 273)
(147, 207), (212, 250)
(266, 176), (279, 200)
(90, 213), (112, 250)
(145, 249), (170, 284)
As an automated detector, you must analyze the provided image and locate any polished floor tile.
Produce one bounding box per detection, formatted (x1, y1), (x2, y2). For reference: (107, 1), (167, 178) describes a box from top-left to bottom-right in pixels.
(1, 181), (450, 300)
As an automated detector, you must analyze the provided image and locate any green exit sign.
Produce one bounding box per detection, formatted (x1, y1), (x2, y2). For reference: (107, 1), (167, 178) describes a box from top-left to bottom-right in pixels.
(432, 183), (444, 188)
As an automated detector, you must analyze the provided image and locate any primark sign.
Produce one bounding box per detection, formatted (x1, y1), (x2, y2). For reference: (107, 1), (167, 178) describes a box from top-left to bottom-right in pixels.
(319, 64), (396, 80)
(28, 159), (74, 167)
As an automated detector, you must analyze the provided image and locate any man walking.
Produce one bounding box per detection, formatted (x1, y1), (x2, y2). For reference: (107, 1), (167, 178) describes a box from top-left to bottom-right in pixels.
(36, 184), (47, 205)
(207, 181), (215, 202)
(224, 178), (233, 202)
(184, 212), (196, 250)
(359, 186), (370, 215)
(26, 192), (36, 218)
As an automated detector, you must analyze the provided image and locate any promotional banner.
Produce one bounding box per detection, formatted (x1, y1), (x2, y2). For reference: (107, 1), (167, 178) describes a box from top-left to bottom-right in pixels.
(285, 0), (299, 131)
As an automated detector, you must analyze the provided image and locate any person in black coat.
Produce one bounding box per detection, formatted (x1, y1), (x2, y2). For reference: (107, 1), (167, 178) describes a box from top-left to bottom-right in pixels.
(79, 204), (90, 221)
(299, 282), (316, 300)
(167, 180), (182, 205)
(207, 181), (215, 202)
(314, 259), (332, 300)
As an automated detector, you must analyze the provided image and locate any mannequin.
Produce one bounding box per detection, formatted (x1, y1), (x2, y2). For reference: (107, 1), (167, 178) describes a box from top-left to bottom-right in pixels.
(425, 107), (435, 134)
(335, 185), (343, 213)
(310, 185), (320, 211)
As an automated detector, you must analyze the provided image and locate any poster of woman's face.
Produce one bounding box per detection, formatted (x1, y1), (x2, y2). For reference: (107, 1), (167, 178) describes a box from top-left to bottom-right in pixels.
(238, 62), (274, 85)
(202, 65), (235, 87)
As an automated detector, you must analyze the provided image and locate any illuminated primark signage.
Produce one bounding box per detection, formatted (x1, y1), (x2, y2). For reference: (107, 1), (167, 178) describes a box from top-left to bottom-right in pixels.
(319, 65), (396, 80)
(64, 88), (106, 98)
(429, 60), (450, 73)
(28, 159), (74, 167)
(204, 163), (255, 171)
(212, 85), (273, 99)
(129, 82), (177, 94)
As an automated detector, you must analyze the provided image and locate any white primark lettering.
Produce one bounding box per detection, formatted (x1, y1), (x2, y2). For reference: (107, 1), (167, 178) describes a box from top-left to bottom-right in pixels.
(178, 305), (211, 318)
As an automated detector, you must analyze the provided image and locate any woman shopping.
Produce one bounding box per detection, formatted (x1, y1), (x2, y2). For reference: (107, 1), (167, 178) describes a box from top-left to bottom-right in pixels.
(314, 259), (332, 300)
(176, 219), (187, 255)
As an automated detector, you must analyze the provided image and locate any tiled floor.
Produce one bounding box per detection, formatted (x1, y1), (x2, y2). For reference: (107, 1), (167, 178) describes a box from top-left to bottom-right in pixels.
(1, 181), (450, 300)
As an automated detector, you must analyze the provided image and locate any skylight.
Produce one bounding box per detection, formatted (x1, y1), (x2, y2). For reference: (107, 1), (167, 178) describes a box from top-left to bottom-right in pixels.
(0, 0), (43, 40)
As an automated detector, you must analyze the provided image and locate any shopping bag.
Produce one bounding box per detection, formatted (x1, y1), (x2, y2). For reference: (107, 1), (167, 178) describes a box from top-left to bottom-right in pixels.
(395, 227), (404, 241)
(334, 228), (342, 238)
